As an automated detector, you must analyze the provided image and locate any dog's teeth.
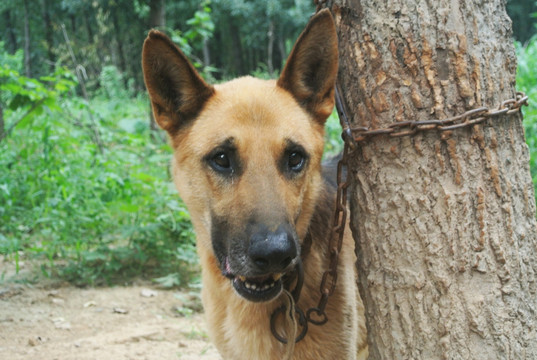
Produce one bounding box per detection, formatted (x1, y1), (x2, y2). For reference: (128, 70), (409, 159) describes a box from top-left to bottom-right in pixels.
(241, 278), (279, 292)
(272, 273), (282, 281)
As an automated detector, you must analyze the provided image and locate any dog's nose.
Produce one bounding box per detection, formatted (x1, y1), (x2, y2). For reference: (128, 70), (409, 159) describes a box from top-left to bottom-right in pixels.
(248, 224), (297, 273)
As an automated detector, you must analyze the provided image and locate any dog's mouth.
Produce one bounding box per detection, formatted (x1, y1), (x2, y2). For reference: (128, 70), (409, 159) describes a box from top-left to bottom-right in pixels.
(231, 273), (284, 302)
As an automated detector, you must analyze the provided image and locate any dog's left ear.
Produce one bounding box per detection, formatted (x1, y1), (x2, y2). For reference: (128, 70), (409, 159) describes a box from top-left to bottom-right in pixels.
(277, 9), (338, 123)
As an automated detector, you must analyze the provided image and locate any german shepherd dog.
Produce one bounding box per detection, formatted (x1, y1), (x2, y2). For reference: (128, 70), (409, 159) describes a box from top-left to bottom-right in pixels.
(142, 9), (367, 360)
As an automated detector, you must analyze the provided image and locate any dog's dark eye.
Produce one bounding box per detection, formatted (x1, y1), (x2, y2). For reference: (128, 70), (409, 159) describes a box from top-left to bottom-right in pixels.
(211, 152), (231, 170)
(288, 151), (305, 172)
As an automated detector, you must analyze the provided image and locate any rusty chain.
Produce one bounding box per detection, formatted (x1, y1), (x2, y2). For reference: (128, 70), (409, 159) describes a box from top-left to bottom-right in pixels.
(349, 92), (529, 143)
(271, 0), (529, 345)
(270, 85), (353, 343)
(304, 84), (353, 327)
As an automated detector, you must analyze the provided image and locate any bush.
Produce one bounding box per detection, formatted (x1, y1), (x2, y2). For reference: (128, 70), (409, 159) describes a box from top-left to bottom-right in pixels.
(0, 69), (197, 285)
(98, 65), (130, 99)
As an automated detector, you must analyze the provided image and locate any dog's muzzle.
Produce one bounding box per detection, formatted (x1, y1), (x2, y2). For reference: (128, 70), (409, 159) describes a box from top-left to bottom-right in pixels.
(224, 223), (299, 302)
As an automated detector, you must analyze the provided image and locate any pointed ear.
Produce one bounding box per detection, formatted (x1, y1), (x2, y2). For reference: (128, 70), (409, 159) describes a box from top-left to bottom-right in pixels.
(277, 9), (338, 123)
(142, 30), (214, 134)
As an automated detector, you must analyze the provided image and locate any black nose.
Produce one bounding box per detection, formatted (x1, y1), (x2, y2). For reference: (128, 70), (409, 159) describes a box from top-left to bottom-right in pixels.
(248, 224), (297, 273)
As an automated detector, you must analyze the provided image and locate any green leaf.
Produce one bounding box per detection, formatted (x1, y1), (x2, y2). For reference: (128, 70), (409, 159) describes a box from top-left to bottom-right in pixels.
(9, 94), (31, 110)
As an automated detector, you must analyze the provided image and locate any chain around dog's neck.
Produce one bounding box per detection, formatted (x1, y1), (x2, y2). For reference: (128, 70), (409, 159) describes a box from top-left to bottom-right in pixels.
(269, 81), (353, 345)
(269, 257), (307, 344)
(269, 231), (314, 344)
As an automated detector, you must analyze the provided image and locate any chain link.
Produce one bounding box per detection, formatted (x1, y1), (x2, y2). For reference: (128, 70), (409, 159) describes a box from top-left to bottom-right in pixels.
(301, 82), (354, 328)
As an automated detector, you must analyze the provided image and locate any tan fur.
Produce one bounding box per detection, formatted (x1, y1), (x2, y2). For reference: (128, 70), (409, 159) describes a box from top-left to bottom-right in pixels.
(142, 9), (367, 360)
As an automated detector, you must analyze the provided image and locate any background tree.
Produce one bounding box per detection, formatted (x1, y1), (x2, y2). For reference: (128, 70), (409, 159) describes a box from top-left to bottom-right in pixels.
(507, 0), (537, 44)
(323, 0), (537, 358)
(0, 0), (317, 90)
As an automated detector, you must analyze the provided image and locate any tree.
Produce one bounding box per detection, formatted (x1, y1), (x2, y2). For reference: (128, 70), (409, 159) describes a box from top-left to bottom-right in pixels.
(41, 0), (55, 72)
(323, 0), (537, 358)
(22, 0), (31, 77)
(2, 9), (17, 53)
(149, 0), (166, 30)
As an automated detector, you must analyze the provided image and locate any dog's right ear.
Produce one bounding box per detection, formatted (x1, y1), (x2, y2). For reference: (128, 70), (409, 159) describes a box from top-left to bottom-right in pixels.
(277, 9), (338, 124)
(142, 30), (214, 134)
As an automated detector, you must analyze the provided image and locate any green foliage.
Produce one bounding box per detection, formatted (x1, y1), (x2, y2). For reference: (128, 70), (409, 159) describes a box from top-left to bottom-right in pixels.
(324, 111), (344, 157)
(168, 1), (218, 81)
(516, 36), (537, 197)
(0, 48), (76, 143)
(0, 65), (75, 114)
(98, 65), (131, 99)
(0, 85), (197, 286)
(184, 1), (215, 43)
(0, 0), (315, 89)
(0, 42), (23, 72)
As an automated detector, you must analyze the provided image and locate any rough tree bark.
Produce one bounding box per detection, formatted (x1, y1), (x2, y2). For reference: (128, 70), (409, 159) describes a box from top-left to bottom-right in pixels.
(324, 0), (537, 359)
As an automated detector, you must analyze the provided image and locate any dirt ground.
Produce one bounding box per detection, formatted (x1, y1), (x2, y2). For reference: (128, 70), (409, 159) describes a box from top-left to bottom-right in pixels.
(0, 262), (221, 360)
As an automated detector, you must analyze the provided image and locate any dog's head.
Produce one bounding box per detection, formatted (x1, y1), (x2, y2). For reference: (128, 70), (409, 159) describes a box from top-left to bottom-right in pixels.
(142, 10), (338, 303)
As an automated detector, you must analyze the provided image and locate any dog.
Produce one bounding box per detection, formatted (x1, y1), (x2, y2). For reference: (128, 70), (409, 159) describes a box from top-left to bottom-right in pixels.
(142, 9), (367, 360)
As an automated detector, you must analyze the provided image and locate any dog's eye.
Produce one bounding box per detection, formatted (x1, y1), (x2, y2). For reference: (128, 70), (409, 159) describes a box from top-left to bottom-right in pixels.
(211, 152), (231, 170)
(288, 151), (305, 172)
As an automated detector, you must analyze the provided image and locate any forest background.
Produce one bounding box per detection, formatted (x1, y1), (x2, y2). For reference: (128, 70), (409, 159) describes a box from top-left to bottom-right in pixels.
(0, 0), (536, 288)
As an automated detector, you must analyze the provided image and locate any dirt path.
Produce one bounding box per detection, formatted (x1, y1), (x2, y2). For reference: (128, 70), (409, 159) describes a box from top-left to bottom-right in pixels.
(0, 282), (222, 360)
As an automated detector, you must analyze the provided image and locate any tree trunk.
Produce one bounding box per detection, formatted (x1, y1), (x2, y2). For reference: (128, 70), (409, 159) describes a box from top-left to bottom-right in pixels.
(277, 30), (286, 72)
(84, 8), (94, 42)
(149, 0), (166, 30)
(41, 0), (55, 72)
(267, 19), (275, 75)
(111, 8), (127, 76)
(202, 37), (210, 68)
(229, 21), (245, 75)
(3, 11), (18, 54)
(23, 0), (32, 77)
(325, 0), (537, 358)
